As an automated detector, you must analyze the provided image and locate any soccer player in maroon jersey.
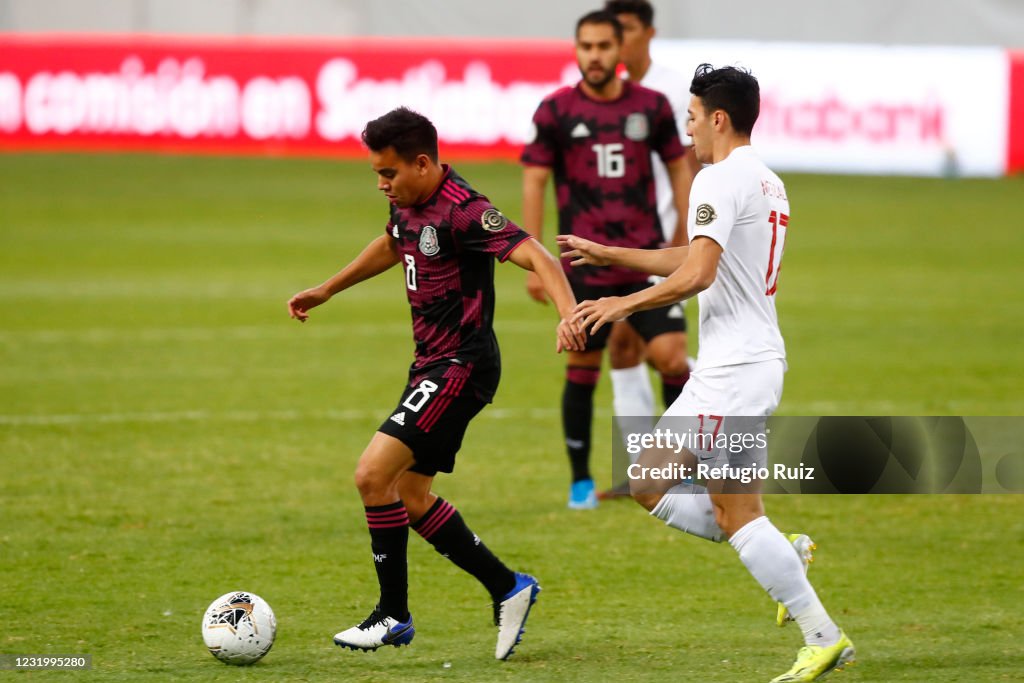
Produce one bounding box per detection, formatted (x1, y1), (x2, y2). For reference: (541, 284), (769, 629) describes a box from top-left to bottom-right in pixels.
(521, 10), (693, 509)
(287, 107), (584, 659)
(600, 0), (702, 501)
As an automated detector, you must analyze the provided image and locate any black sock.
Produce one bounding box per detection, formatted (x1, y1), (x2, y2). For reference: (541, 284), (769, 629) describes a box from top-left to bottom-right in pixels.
(661, 370), (689, 408)
(412, 497), (516, 601)
(563, 366), (599, 482)
(365, 502), (410, 621)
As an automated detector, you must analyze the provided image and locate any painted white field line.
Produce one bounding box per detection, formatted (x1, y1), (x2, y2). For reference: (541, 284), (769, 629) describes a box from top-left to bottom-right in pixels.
(0, 406), (607, 427)
(3, 401), (976, 427)
(0, 320), (552, 345)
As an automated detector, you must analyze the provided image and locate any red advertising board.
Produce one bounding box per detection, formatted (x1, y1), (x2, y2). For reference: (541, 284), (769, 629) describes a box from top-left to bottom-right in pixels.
(0, 33), (576, 159)
(1008, 50), (1024, 174)
(2, 34), (1020, 175)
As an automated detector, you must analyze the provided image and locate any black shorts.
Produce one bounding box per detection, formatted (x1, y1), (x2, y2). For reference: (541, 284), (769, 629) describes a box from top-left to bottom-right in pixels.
(377, 364), (487, 476)
(572, 278), (687, 352)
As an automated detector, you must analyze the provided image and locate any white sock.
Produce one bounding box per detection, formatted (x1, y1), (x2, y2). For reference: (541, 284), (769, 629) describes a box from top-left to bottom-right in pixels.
(729, 516), (841, 647)
(650, 484), (724, 542)
(612, 364), (656, 461)
(611, 364), (655, 418)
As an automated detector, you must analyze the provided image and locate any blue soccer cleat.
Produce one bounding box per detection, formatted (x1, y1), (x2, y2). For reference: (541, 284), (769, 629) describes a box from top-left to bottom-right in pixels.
(568, 478), (598, 509)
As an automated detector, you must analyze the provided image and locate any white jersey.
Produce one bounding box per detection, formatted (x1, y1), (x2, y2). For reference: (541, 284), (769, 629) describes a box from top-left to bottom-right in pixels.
(638, 62), (691, 242)
(688, 145), (788, 370)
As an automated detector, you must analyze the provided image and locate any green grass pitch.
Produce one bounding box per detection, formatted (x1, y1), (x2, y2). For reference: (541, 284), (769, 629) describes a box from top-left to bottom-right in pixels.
(1, 153), (1022, 681)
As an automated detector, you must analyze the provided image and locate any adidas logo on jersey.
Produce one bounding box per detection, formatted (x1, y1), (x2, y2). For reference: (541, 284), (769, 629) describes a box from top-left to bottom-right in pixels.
(390, 412), (406, 426)
(570, 122), (591, 138)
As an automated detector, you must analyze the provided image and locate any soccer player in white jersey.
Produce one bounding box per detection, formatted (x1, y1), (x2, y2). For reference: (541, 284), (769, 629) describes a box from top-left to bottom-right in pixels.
(601, 0), (701, 500)
(559, 64), (855, 682)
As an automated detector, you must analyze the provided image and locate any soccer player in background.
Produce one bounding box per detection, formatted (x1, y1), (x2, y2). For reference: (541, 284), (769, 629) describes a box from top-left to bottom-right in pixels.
(560, 65), (856, 681)
(599, 0), (702, 500)
(287, 107), (584, 660)
(521, 10), (694, 509)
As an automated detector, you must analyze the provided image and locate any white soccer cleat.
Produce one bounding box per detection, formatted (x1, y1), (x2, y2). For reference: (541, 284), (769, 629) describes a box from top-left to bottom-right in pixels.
(333, 607), (415, 651)
(493, 572), (541, 660)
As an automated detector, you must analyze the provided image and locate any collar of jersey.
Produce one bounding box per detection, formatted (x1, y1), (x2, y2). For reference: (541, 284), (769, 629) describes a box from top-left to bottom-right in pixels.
(575, 79), (631, 105)
(724, 145), (756, 162)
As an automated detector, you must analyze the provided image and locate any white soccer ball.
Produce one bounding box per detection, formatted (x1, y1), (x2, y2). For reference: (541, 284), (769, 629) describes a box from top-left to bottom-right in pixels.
(201, 591), (276, 665)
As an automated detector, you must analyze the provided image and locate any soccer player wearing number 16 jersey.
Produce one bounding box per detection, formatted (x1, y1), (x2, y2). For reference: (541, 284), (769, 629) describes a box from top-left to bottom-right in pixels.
(522, 10), (693, 509)
(561, 65), (855, 682)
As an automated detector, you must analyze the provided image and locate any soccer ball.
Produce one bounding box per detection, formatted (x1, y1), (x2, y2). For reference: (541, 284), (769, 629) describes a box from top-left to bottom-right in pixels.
(201, 591), (276, 665)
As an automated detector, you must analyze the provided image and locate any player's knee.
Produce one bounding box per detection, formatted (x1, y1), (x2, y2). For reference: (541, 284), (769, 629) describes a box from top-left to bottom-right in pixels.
(649, 348), (688, 377)
(608, 331), (644, 367)
(631, 490), (662, 512)
(609, 344), (639, 367)
(353, 463), (388, 499)
(646, 336), (688, 376)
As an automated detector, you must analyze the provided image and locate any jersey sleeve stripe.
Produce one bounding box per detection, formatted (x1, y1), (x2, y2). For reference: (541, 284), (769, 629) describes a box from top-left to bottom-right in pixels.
(444, 181), (471, 203)
(497, 233), (533, 263)
(440, 186), (462, 204)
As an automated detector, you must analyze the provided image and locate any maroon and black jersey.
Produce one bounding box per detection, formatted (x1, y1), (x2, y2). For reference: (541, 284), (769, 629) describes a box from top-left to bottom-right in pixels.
(521, 81), (686, 286)
(386, 165), (531, 402)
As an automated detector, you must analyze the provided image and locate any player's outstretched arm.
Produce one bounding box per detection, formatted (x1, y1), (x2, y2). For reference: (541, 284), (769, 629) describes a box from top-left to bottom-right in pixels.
(287, 235), (400, 322)
(556, 234), (688, 277)
(506, 238), (586, 352)
(572, 237), (722, 335)
(666, 153), (701, 248)
(521, 165), (553, 304)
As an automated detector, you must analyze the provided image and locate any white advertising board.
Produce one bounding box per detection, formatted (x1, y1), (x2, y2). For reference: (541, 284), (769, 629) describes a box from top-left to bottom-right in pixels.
(652, 41), (1009, 177)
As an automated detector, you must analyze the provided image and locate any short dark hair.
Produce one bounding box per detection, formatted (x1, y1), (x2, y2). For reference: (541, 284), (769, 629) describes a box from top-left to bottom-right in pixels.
(689, 64), (760, 136)
(576, 10), (624, 42)
(361, 107), (438, 162)
(603, 0), (654, 27)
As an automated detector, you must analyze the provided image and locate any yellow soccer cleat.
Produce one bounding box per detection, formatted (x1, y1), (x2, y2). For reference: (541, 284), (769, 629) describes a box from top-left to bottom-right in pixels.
(770, 631), (855, 682)
(777, 533), (816, 626)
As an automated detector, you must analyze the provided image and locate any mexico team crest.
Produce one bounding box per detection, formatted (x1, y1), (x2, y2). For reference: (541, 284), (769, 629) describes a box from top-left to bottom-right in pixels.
(624, 113), (649, 141)
(419, 225), (440, 256)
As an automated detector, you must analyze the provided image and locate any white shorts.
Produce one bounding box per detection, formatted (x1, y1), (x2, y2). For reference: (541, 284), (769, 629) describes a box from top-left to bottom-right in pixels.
(662, 358), (785, 418)
(646, 359), (784, 473)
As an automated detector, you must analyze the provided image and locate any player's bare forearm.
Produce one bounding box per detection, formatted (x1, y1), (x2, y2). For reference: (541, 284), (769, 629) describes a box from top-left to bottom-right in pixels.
(521, 165), (554, 304)
(508, 239), (575, 317)
(558, 234), (688, 277)
(507, 239), (586, 351)
(613, 245), (689, 276)
(521, 165), (551, 241)
(288, 235), (400, 322)
(623, 268), (704, 312)
(571, 237), (721, 335)
(321, 235), (400, 295)
(667, 153), (699, 247)
(622, 238), (721, 312)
